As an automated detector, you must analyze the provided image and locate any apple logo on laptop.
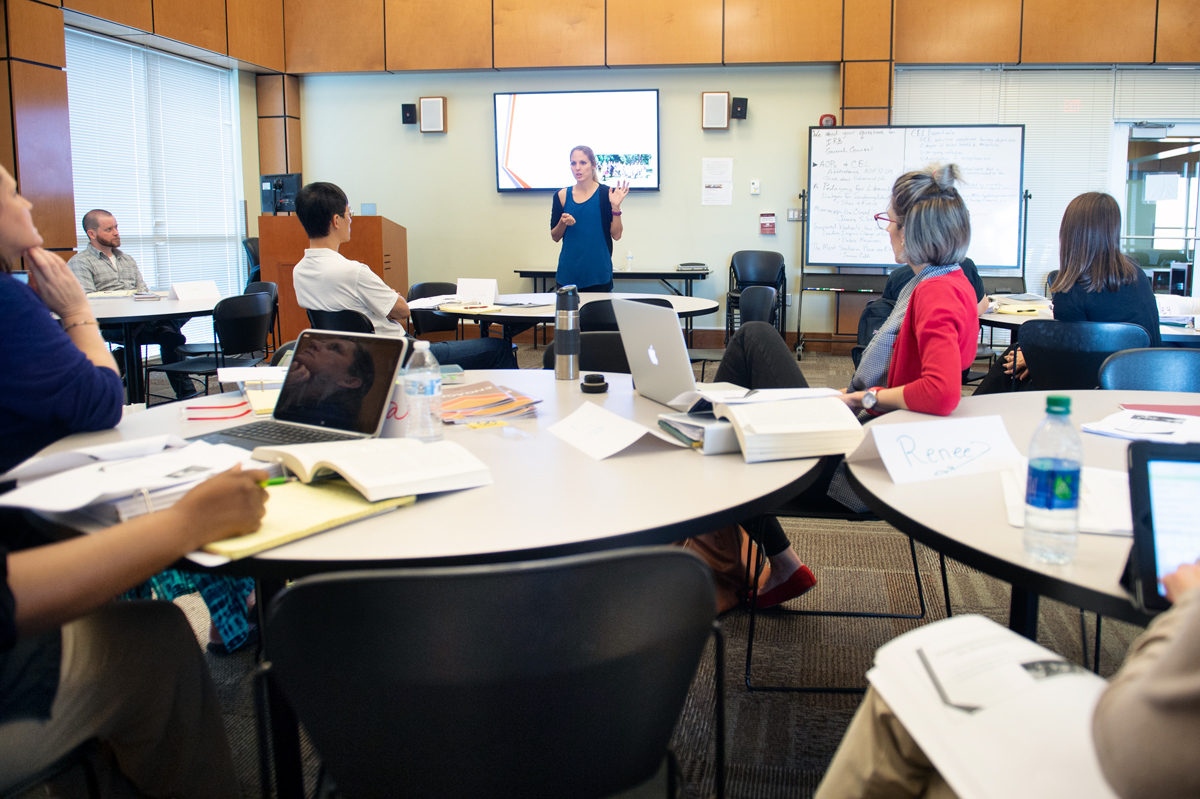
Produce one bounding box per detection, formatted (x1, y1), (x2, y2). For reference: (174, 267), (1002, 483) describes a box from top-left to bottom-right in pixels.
(647, 344), (659, 366)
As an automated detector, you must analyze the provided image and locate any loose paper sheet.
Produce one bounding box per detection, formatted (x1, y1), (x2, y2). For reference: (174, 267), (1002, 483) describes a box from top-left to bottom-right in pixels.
(547, 401), (676, 460)
(998, 461), (1132, 536)
(701, 158), (733, 206)
(847, 416), (1023, 484)
(455, 278), (500, 305)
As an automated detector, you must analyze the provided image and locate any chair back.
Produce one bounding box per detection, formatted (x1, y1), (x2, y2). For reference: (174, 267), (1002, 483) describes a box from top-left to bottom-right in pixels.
(543, 331), (632, 372)
(982, 276), (1025, 296)
(407, 281), (460, 337)
(243, 237), (260, 284)
(1044, 270), (1059, 297)
(270, 340), (297, 366)
(1020, 320), (1151, 390)
(212, 292), (273, 358)
(264, 548), (715, 799)
(1099, 348), (1200, 392)
(730, 251), (785, 287)
(579, 297), (672, 332)
(738, 286), (777, 325)
(244, 281), (280, 346)
(306, 308), (376, 334)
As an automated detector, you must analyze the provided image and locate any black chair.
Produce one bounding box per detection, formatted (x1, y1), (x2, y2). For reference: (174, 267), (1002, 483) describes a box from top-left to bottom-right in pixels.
(270, 339), (297, 367)
(407, 281), (460, 339)
(543, 331), (632, 373)
(579, 296), (673, 332)
(176, 281), (281, 359)
(243, 237), (260, 285)
(1020, 320), (1151, 390)
(981, 275), (1025, 296)
(1044, 269), (1059, 297)
(692, 286), (778, 380)
(260, 548), (724, 799)
(726, 251), (786, 342)
(305, 308), (376, 334)
(146, 292), (273, 402)
(1099, 348), (1200, 391)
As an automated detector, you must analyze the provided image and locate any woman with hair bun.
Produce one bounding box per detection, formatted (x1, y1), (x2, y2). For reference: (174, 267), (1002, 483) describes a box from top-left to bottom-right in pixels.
(550, 145), (630, 291)
(708, 163), (981, 609)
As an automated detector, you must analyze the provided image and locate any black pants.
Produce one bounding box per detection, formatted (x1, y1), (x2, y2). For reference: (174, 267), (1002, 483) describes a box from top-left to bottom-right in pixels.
(972, 344), (1032, 395)
(103, 320), (192, 397)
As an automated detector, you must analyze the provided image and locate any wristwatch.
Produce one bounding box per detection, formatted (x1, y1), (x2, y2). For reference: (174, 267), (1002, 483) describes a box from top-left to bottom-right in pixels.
(862, 387), (884, 412)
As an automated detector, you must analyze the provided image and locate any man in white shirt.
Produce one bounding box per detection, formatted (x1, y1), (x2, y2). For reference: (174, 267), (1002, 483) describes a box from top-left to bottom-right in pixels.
(292, 182), (516, 370)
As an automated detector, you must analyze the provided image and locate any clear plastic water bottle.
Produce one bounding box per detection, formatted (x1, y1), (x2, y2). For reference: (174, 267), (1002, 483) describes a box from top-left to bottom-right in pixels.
(625, 250), (634, 272)
(1024, 395), (1082, 564)
(404, 341), (443, 443)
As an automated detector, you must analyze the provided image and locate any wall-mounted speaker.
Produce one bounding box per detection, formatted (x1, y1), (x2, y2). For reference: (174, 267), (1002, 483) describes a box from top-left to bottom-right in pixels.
(731, 97), (748, 120)
(402, 104), (417, 124)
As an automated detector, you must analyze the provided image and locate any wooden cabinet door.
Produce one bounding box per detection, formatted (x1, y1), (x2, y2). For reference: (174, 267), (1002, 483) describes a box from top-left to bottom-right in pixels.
(152, 0), (228, 54)
(1021, 0), (1155, 64)
(227, 0), (285, 71)
(606, 0), (722, 66)
(386, 0), (492, 70)
(285, 0), (385, 73)
(493, 0), (604, 69)
(725, 0), (842, 63)
(894, 0), (1021, 64)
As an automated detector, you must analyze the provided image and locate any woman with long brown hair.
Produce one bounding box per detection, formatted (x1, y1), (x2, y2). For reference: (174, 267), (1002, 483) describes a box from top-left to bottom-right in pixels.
(550, 145), (630, 291)
(976, 191), (1159, 392)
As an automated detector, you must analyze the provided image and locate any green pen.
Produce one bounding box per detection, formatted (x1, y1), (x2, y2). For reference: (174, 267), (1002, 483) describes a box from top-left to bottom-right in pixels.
(259, 476), (295, 487)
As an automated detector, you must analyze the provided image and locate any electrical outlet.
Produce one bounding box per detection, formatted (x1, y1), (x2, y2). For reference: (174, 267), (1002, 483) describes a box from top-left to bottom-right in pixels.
(785, 293), (793, 306)
(750, 180), (760, 195)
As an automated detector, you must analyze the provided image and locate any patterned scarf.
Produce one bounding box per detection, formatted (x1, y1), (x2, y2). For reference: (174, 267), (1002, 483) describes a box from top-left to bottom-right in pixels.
(849, 263), (963, 392)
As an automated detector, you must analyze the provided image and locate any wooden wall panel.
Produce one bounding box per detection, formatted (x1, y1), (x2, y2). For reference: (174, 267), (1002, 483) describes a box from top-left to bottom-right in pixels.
(1156, 0), (1200, 63)
(10, 62), (74, 248)
(258, 117), (286, 174)
(893, 0), (1020, 64)
(493, 0), (604, 69)
(385, 0), (492, 71)
(842, 108), (889, 126)
(227, 0), (284, 71)
(285, 117), (302, 174)
(843, 0), (892, 61)
(257, 74), (284, 117)
(1021, 0), (1155, 64)
(8, 0), (65, 67)
(152, 0), (227, 53)
(284, 74), (300, 116)
(0, 4), (7, 58)
(725, 0), (842, 63)
(0, 62), (13, 179)
(284, 0), (385, 73)
(843, 61), (891, 107)
(62, 0), (152, 31)
(606, 0), (722, 66)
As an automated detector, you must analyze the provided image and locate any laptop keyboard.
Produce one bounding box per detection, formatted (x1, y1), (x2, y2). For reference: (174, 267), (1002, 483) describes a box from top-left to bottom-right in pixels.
(218, 421), (361, 445)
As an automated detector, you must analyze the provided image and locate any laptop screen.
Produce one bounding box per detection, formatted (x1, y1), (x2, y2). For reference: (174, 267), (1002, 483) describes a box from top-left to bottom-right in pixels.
(1148, 458), (1200, 600)
(272, 331), (405, 435)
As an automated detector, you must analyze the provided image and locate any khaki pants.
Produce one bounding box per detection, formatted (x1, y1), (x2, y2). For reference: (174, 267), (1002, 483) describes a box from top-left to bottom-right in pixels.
(815, 686), (959, 799)
(0, 601), (238, 799)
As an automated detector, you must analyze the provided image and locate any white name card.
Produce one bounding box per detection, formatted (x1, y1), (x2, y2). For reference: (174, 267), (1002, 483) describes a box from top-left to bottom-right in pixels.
(848, 415), (1023, 485)
(547, 401), (677, 460)
(455, 278), (499, 305)
(168, 280), (221, 301)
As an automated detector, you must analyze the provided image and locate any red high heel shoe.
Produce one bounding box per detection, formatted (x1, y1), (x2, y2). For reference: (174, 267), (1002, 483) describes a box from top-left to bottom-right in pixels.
(752, 565), (816, 609)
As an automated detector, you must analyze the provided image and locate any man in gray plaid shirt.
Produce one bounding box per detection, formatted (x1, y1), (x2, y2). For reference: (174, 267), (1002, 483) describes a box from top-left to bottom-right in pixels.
(68, 210), (198, 399)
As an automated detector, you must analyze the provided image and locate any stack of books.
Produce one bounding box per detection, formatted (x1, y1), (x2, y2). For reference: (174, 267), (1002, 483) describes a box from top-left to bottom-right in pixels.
(440, 381), (540, 424)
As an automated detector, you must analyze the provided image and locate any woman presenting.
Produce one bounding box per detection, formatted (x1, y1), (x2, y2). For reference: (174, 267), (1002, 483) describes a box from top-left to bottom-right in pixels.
(550, 145), (629, 291)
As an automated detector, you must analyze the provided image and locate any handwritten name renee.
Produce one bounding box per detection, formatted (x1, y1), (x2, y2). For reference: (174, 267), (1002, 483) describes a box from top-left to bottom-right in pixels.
(897, 435), (992, 476)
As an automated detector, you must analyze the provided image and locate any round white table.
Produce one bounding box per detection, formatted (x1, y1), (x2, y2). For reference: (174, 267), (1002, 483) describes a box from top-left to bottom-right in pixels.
(845, 389), (1199, 634)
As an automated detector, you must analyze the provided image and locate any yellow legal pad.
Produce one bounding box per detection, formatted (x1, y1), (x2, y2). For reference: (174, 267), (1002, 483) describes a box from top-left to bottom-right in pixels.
(202, 480), (414, 560)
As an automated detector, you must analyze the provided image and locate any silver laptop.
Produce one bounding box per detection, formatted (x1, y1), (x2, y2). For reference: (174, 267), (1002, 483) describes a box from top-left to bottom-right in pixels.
(193, 329), (407, 450)
(611, 299), (707, 410)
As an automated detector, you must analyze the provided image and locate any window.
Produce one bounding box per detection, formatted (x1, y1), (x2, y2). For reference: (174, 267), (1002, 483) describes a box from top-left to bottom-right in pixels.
(65, 29), (245, 344)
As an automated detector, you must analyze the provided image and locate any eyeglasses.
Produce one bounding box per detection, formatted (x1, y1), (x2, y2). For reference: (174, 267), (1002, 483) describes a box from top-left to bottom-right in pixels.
(874, 212), (898, 230)
(341, 209), (353, 219)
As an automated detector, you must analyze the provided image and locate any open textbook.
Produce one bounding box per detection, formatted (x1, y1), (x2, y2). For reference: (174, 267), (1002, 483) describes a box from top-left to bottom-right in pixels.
(253, 438), (492, 501)
(711, 396), (864, 463)
(869, 615), (1117, 799)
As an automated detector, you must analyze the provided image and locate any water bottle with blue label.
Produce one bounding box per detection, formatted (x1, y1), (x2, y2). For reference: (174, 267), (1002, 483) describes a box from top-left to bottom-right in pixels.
(404, 340), (443, 443)
(1024, 395), (1082, 564)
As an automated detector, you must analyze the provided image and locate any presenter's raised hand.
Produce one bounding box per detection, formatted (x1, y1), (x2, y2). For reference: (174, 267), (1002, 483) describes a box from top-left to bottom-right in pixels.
(560, 213), (576, 227)
(609, 180), (630, 210)
(24, 247), (90, 320)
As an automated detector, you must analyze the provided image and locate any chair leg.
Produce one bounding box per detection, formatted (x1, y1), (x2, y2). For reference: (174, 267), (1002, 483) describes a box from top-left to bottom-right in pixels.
(711, 621), (726, 799)
(1093, 614), (1103, 674)
(939, 552), (952, 617)
(742, 518), (928, 693)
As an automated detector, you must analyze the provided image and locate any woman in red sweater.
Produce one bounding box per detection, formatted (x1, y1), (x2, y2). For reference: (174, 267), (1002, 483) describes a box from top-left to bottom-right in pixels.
(713, 164), (979, 607)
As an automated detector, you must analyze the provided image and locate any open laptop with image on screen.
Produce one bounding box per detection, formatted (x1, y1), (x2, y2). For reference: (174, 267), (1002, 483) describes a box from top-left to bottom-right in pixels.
(611, 298), (740, 411)
(192, 330), (407, 450)
(1125, 440), (1200, 613)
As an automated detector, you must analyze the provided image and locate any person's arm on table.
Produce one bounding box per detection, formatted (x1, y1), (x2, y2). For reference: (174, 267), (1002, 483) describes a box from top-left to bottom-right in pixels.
(1092, 561), (1200, 799)
(387, 296), (411, 324)
(7, 467), (268, 638)
(26, 247), (118, 374)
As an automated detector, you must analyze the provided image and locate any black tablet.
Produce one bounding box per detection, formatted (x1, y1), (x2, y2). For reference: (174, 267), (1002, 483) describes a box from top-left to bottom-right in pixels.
(1127, 441), (1200, 613)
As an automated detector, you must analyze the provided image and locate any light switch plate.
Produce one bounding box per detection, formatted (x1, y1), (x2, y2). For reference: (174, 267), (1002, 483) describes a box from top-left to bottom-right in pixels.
(750, 180), (760, 195)
(787, 208), (801, 221)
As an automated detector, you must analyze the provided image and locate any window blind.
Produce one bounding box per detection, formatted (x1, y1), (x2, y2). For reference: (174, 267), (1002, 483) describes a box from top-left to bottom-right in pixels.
(894, 68), (1115, 298)
(1115, 69), (1200, 121)
(65, 29), (245, 344)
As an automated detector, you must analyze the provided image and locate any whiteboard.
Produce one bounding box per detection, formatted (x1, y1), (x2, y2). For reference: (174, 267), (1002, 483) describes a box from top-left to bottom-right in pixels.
(806, 126), (1025, 268)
